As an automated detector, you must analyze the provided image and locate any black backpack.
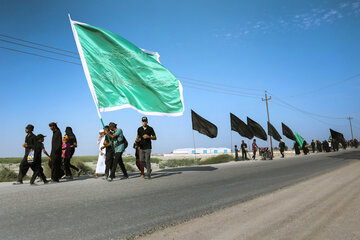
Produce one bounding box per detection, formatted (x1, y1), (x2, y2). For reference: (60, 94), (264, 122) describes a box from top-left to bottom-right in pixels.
(123, 136), (128, 150)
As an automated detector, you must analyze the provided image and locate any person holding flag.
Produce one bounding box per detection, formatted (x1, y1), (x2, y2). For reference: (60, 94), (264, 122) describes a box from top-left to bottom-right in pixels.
(105, 122), (128, 181)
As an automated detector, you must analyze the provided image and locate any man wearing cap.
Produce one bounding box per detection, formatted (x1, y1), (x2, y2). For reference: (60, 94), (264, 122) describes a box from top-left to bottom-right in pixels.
(137, 117), (156, 179)
(49, 122), (64, 182)
(106, 122), (128, 181)
(29, 134), (50, 185)
(14, 124), (36, 185)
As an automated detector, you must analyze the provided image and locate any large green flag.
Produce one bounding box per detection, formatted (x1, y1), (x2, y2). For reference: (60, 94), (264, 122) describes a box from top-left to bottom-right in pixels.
(294, 133), (304, 148)
(69, 16), (184, 117)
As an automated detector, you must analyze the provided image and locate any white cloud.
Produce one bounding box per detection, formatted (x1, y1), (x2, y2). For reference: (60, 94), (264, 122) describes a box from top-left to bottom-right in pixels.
(214, 1), (360, 40)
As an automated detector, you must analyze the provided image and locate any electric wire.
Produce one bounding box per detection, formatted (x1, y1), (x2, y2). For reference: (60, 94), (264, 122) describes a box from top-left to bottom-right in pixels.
(282, 73), (360, 98)
(177, 75), (265, 92)
(180, 79), (263, 97)
(0, 46), (81, 65)
(181, 83), (260, 99)
(0, 39), (80, 59)
(0, 33), (78, 55)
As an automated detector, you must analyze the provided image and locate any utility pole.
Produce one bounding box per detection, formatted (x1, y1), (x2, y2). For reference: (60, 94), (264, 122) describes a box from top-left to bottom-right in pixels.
(262, 91), (273, 156)
(348, 117), (354, 141)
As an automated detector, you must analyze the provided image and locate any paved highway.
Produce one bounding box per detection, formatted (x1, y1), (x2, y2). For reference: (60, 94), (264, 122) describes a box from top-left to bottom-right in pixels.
(0, 149), (359, 240)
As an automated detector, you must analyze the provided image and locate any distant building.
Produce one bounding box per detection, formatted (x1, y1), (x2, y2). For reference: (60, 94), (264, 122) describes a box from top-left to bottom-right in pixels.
(173, 147), (231, 154)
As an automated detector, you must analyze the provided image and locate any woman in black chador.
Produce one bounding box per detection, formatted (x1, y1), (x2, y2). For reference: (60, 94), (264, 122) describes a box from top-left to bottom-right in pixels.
(49, 122), (64, 182)
(302, 140), (309, 155)
(64, 127), (81, 176)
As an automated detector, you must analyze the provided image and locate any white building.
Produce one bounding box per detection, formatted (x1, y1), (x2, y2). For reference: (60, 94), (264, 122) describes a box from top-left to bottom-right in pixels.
(172, 147), (231, 154)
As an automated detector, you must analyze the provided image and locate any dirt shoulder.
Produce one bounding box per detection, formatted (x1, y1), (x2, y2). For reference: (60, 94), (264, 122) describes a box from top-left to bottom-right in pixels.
(137, 160), (360, 240)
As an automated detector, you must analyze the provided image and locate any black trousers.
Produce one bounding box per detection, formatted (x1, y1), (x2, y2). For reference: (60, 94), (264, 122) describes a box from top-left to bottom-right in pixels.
(17, 151), (30, 182)
(63, 158), (79, 176)
(105, 152), (114, 178)
(280, 150), (284, 158)
(110, 152), (128, 179)
(242, 150), (247, 160)
(29, 163), (47, 184)
(49, 154), (64, 182)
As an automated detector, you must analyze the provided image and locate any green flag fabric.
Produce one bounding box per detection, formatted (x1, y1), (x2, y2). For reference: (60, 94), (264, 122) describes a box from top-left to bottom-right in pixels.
(69, 17), (184, 117)
(294, 133), (304, 148)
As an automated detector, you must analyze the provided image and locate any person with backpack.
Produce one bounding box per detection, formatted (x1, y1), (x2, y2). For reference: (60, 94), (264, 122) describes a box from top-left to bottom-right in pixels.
(137, 117), (156, 179)
(106, 122), (128, 181)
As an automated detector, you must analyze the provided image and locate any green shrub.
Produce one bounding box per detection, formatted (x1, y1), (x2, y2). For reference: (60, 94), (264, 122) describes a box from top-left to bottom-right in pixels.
(150, 158), (161, 164)
(159, 158), (199, 169)
(123, 156), (136, 163)
(42, 159), (95, 178)
(71, 160), (94, 175)
(0, 166), (18, 182)
(198, 154), (234, 165)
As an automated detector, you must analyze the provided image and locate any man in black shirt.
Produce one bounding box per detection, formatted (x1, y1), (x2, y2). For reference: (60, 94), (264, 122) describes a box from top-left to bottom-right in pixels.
(311, 140), (316, 153)
(49, 122), (64, 182)
(137, 117), (156, 179)
(14, 124), (36, 185)
(29, 134), (49, 185)
(240, 140), (248, 160)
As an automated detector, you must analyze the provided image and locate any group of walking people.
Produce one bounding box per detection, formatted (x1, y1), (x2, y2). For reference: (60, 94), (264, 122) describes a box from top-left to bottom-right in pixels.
(95, 116), (156, 181)
(14, 123), (80, 185)
(234, 137), (359, 161)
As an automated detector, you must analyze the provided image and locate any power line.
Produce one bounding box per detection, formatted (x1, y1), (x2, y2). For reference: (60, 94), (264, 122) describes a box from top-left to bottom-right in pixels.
(0, 46), (81, 65)
(180, 79), (263, 97)
(0, 33), (78, 55)
(270, 93), (347, 120)
(282, 73), (360, 98)
(177, 75), (265, 92)
(181, 83), (260, 99)
(271, 101), (345, 127)
(0, 38), (80, 59)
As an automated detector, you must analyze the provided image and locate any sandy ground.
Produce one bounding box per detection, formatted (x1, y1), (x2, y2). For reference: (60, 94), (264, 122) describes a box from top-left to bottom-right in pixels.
(137, 160), (360, 240)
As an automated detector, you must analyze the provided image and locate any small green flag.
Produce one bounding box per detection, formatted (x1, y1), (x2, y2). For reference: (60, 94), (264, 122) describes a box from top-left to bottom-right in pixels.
(69, 16), (184, 117)
(295, 133), (304, 148)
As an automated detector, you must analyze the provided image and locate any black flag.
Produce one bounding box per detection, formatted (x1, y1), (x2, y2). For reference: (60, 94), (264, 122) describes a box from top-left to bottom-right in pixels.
(268, 122), (282, 142)
(282, 123), (296, 141)
(230, 113), (254, 139)
(191, 110), (218, 138)
(330, 129), (345, 142)
(247, 117), (267, 140)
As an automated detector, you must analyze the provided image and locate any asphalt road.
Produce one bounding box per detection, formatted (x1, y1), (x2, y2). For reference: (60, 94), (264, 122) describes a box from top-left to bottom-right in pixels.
(1, 149), (359, 240)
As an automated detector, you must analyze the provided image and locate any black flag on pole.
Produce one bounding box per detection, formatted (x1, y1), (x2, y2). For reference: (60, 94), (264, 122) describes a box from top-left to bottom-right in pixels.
(330, 129), (345, 142)
(191, 110), (218, 138)
(268, 122), (282, 142)
(247, 117), (267, 140)
(230, 113), (254, 139)
(281, 123), (296, 141)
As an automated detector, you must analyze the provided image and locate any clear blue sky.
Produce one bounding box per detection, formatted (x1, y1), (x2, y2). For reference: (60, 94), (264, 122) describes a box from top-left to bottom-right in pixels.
(1, 0), (360, 157)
